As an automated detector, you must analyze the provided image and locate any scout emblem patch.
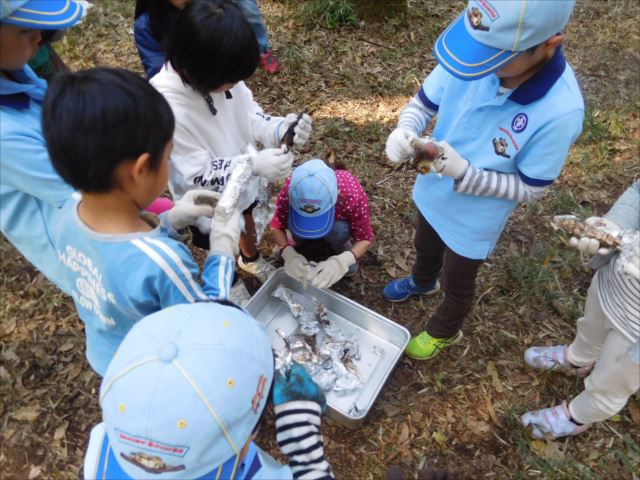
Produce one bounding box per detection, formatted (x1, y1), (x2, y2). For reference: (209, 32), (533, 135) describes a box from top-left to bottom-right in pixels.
(492, 138), (511, 158)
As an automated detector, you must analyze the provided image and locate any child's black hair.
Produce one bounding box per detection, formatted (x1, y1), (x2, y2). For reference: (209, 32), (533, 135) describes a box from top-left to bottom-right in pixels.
(42, 67), (175, 193)
(165, 0), (259, 96)
(134, 0), (181, 46)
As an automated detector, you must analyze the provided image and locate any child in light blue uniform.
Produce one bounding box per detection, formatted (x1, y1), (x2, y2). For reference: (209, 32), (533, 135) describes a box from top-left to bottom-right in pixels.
(84, 302), (333, 479)
(42, 68), (242, 376)
(0, 0), (85, 294)
(383, 0), (584, 360)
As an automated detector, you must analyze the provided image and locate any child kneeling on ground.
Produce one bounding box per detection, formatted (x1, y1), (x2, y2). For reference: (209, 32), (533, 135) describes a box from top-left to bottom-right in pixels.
(522, 181), (639, 439)
(271, 159), (373, 289)
(43, 68), (242, 376)
(84, 301), (334, 479)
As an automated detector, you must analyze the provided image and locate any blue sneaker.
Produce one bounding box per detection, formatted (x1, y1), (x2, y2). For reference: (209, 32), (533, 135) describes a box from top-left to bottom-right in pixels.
(382, 275), (440, 302)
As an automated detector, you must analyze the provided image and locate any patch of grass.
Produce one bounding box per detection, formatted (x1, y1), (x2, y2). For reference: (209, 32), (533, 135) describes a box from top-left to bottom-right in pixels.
(301, 0), (358, 29)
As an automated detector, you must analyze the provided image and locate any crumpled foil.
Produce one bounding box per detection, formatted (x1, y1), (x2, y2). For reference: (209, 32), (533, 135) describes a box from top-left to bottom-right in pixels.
(216, 154), (253, 220)
(272, 286), (362, 397)
(252, 178), (275, 245)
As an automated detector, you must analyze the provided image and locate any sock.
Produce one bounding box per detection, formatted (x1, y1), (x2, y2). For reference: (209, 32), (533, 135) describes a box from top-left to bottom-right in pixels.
(241, 251), (260, 263)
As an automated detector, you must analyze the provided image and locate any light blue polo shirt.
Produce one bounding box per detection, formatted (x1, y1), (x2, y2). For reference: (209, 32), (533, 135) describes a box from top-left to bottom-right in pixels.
(413, 49), (584, 259)
(0, 66), (75, 293)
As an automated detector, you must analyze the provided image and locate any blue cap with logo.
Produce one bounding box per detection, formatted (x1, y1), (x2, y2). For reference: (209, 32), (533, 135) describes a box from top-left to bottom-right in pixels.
(0, 0), (85, 29)
(288, 159), (338, 240)
(95, 302), (274, 479)
(434, 0), (575, 80)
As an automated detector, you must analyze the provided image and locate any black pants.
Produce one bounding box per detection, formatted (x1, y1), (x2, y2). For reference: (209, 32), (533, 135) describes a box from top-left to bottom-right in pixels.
(412, 212), (484, 338)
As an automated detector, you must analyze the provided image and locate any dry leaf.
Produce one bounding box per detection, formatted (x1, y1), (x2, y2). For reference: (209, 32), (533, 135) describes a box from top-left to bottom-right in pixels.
(483, 394), (502, 427)
(486, 361), (504, 393)
(385, 264), (397, 278)
(54, 424), (67, 442)
(58, 342), (75, 352)
(432, 431), (447, 448)
(28, 466), (42, 480)
(465, 419), (492, 436)
(628, 399), (640, 425)
(398, 423), (410, 444)
(393, 253), (409, 272)
(10, 406), (40, 422)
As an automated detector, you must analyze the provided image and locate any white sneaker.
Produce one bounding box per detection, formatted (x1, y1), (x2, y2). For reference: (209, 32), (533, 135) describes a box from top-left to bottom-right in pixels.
(237, 256), (275, 283)
(524, 345), (593, 377)
(521, 401), (590, 439)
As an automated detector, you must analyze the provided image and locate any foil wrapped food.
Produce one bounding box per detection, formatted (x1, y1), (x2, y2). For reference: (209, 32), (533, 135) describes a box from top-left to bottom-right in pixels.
(216, 154), (254, 220)
(552, 214), (639, 273)
(272, 286), (362, 396)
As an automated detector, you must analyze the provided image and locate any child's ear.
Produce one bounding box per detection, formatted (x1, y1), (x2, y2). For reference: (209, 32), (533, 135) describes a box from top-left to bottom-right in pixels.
(130, 152), (153, 182)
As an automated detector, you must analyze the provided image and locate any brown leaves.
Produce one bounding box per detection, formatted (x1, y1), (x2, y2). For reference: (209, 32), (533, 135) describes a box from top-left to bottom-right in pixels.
(10, 405), (40, 422)
(486, 361), (504, 394)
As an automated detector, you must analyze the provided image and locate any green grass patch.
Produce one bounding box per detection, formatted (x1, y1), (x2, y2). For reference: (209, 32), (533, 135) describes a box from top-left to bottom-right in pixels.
(301, 0), (358, 29)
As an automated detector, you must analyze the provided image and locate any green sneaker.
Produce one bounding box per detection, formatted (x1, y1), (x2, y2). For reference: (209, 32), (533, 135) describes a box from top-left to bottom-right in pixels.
(404, 330), (463, 360)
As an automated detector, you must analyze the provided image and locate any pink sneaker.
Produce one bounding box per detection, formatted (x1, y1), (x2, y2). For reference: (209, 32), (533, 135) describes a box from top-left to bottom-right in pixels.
(259, 51), (279, 74)
(521, 401), (590, 439)
(524, 345), (593, 377)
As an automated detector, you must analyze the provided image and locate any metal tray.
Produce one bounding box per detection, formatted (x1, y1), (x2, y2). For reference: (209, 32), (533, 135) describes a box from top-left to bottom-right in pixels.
(245, 269), (410, 428)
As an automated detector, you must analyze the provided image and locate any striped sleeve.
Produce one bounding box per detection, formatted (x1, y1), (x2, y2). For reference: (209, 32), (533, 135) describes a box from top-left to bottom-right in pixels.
(130, 237), (212, 305)
(454, 165), (550, 203)
(596, 259), (640, 343)
(397, 96), (437, 135)
(201, 254), (235, 300)
(275, 401), (334, 480)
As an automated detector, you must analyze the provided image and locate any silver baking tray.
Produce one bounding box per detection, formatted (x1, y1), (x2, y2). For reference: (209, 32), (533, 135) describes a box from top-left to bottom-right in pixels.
(245, 268), (410, 428)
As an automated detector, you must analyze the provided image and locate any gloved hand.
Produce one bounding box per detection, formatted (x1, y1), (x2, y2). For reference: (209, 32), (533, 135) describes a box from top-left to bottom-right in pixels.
(273, 362), (326, 412)
(310, 251), (356, 289)
(568, 217), (621, 255)
(282, 246), (312, 282)
(385, 127), (418, 164)
(251, 147), (294, 182)
(623, 242), (640, 280)
(281, 112), (313, 147)
(209, 207), (242, 257)
(166, 190), (220, 230)
(431, 141), (469, 180)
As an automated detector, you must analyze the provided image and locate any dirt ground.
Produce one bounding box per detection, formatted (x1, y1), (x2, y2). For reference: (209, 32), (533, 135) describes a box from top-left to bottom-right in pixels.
(1, 1), (639, 479)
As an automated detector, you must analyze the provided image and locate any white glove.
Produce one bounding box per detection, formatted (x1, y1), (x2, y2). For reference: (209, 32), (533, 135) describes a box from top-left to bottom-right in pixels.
(280, 113), (313, 148)
(166, 190), (220, 230)
(385, 128), (418, 164)
(209, 207), (242, 257)
(431, 141), (469, 179)
(623, 242), (640, 281)
(310, 251), (356, 289)
(251, 147), (294, 182)
(281, 246), (312, 282)
(568, 217), (620, 255)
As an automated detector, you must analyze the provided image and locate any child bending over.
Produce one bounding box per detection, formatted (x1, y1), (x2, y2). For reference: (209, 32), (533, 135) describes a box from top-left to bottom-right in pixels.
(42, 68), (243, 375)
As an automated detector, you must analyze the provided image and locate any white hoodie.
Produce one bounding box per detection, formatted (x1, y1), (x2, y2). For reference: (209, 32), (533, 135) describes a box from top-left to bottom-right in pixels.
(150, 63), (287, 211)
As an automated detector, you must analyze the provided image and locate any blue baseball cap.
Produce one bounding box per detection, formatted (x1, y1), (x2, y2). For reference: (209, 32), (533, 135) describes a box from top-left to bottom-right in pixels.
(96, 302), (274, 479)
(0, 0), (85, 29)
(288, 159), (338, 240)
(434, 0), (575, 80)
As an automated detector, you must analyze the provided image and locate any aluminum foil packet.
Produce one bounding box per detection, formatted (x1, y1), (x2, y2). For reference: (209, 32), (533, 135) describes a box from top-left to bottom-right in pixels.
(552, 215), (639, 274)
(272, 286), (362, 396)
(216, 154), (253, 220)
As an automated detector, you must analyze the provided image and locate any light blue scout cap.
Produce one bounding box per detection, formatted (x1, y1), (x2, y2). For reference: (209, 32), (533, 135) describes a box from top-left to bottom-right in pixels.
(97, 302), (274, 479)
(434, 0), (575, 80)
(0, 0), (84, 29)
(288, 159), (338, 240)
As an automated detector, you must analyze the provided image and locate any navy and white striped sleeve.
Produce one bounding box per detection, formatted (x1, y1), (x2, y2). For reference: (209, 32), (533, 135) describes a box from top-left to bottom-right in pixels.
(275, 401), (334, 480)
(455, 165), (549, 203)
